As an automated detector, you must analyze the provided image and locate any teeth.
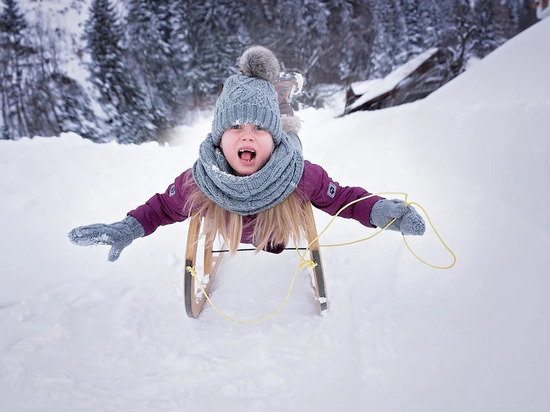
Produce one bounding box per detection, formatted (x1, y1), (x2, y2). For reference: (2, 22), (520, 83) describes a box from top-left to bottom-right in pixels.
(238, 149), (256, 162)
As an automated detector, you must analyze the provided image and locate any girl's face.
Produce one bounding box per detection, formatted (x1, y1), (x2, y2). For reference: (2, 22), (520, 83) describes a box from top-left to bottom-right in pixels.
(220, 124), (275, 176)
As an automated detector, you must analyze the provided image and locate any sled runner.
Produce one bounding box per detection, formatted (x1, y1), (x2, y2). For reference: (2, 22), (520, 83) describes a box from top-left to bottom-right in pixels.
(183, 213), (225, 318)
(183, 202), (328, 318)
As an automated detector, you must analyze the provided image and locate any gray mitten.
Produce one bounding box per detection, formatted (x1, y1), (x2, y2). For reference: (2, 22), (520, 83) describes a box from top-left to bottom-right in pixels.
(68, 215), (145, 262)
(370, 199), (426, 235)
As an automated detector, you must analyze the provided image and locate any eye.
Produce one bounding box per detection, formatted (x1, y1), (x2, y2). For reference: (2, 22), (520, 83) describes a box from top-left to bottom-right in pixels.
(230, 124), (241, 130)
(254, 125), (266, 131)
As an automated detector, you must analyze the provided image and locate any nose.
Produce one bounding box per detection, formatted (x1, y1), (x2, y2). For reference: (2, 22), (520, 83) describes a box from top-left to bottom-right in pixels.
(240, 124), (256, 140)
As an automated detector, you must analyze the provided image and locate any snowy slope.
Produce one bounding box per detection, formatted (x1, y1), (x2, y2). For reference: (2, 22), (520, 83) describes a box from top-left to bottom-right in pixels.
(1, 18), (550, 412)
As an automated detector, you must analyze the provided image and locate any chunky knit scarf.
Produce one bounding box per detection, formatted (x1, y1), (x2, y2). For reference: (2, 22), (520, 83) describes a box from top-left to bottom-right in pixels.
(192, 131), (304, 216)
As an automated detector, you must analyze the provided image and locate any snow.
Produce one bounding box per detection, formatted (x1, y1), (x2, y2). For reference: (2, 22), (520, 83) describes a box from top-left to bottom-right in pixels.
(348, 47), (439, 111)
(1, 17), (550, 412)
(20, 0), (90, 80)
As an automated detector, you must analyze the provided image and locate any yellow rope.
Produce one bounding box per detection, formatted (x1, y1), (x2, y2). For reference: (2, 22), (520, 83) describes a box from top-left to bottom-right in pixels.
(188, 192), (456, 324)
(314, 192), (457, 270)
(186, 262), (305, 325)
(402, 200), (456, 269)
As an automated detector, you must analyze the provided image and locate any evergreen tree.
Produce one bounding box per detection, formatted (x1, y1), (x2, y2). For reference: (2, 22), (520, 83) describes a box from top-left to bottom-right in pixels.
(25, 20), (95, 139)
(403, 0), (427, 55)
(127, 0), (186, 132)
(416, 0), (442, 47)
(447, 0), (476, 75)
(492, 0), (524, 43)
(416, 0), (456, 49)
(168, 0), (194, 117)
(278, 0), (330, 77)
(25, 20), (62, 137)
(320, 0), (374, 84)
(471, 1), (498, 59)
(0, 0), (30, 139)
(367, 0), (403, 78)
(182, 0), (251, 108)
(127, 0), (162, 118)
(390, 0), (412, 62)
(85, 0), (154, 143)
(1, 3), (98, 141)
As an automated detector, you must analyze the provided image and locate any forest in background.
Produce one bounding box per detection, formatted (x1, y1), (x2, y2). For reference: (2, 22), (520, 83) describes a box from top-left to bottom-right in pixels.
(0, 0), (538, 144)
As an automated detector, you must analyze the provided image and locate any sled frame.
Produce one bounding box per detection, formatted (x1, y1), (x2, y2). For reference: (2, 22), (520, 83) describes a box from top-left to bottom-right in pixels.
(183, 214), (224, 318)
(183, 202), (327, 318)
(304, 202), (328, 313)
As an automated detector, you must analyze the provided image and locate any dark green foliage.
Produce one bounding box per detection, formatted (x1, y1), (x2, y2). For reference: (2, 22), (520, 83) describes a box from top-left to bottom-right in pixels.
(1, 0), (100, 141)
(1, 0), (31, 138)
(0, 0), (537, 143)
(85, 0), (154, 143)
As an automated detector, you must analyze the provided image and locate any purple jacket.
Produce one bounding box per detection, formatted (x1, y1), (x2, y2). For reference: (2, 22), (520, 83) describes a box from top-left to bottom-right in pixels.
(129, 160), (383, 251)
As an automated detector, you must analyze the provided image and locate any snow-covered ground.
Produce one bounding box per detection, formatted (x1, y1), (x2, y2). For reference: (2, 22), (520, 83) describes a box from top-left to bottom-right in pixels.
(1, 17), (550, 412)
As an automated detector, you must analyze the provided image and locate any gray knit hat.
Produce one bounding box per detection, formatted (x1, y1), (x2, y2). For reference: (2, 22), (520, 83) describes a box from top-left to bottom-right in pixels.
(211, 46), (282, 145)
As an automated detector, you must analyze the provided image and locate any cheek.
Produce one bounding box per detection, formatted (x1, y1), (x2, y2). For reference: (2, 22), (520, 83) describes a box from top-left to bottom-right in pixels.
(219, 134), (228, 151)
(219, 135), (231, 156)
(262, 134), (275, 152)
(259, 141), (274, 161)
(260, 142), (275, 164)
(220, 146), (236, 165)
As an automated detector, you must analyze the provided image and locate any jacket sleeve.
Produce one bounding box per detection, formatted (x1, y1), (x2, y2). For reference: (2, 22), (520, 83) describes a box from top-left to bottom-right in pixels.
(127, 169), (194, 236)
(298, 161), (384, 228)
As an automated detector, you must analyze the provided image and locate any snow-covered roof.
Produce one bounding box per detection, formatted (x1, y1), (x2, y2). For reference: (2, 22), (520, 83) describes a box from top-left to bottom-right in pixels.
(348, 47), (439, 111)
(535, 1), (550, 19)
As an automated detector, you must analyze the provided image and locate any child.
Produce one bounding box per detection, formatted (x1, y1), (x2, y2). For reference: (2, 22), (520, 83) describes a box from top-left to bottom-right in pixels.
(68, 46), (425, 262)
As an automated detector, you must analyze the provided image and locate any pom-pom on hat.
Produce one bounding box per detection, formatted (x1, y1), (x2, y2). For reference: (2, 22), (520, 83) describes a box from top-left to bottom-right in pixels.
(211, 46), (282, 146)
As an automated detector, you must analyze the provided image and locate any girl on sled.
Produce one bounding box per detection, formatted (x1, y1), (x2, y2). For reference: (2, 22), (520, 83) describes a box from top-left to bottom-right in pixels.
(68, 46), (425, 264)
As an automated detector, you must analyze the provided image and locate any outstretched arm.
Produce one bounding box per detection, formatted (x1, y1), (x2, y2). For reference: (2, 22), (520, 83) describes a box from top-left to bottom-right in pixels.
(299, 161), (424, 236)
(127, 169), (194, 236)
(68, 169), (195, 261)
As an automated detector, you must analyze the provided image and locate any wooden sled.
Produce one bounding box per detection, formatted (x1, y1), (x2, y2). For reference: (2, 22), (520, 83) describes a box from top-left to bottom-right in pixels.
(183, 202), (327, 318)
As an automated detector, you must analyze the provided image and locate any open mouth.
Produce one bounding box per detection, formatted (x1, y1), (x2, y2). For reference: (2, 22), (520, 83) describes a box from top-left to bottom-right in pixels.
(238, 149), (256, 163)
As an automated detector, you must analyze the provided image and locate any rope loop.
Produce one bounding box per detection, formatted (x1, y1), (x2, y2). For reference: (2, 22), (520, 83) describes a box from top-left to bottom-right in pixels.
(298, 258), (317, 270)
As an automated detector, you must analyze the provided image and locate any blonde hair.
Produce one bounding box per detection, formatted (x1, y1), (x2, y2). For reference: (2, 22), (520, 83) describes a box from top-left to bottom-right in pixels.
(184, 174), (312, 254)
